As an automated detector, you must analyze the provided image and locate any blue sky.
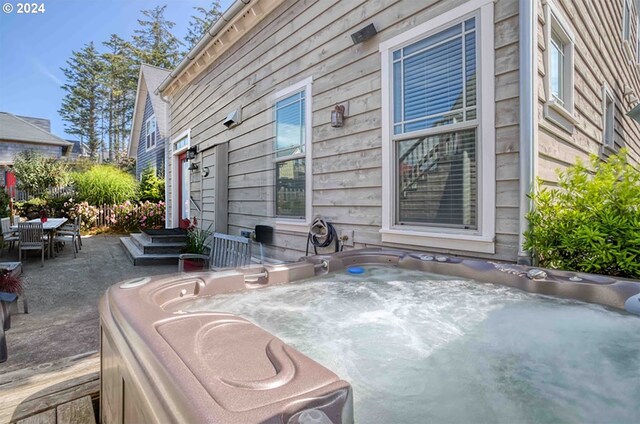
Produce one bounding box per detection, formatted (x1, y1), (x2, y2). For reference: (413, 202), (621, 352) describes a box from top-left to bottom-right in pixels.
(0, 0), (233, 140)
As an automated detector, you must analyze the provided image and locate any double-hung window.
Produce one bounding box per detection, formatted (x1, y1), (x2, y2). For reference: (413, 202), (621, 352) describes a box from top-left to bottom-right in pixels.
(145, 115), (157, 150)
(380, 0), (495, 253)
(273, 78), (312, 224)
(544, 1), (575, 131)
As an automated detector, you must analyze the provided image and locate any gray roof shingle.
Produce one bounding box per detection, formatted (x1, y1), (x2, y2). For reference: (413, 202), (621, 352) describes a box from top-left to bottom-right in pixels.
(0, 112), (72, 147)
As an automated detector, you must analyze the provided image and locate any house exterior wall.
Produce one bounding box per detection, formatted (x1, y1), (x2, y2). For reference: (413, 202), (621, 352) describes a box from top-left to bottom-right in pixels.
(536, 0), (640, 185)
(136, 94), (166, 179)
(167, 0), (522, 262)
(0, 140), (63, 166)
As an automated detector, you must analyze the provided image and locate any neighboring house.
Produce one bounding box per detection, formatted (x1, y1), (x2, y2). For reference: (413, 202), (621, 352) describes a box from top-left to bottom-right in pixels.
(0, 112), (72, 192)
(67, 139), (91, 159)
(156, 0), (640, 264)
(128, 64), (170, 179)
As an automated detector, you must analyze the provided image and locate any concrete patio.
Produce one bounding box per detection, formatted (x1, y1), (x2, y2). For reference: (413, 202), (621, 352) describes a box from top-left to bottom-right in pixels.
(0, 234), (176, 377)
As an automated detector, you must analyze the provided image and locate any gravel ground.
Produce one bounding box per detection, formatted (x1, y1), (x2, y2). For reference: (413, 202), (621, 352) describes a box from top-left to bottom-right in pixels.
(0, 234), (176, 376)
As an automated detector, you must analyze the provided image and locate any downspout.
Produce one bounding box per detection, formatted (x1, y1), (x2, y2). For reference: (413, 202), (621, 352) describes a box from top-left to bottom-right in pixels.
(518, 0), (537, 265)
(159, 92), (171, 228)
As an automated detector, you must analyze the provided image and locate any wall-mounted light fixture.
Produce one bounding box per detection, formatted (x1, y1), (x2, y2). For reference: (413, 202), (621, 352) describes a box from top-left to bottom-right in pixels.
(186, 146), (198, 160)
(203, 166), (210, 177)
(188, 162), (199, 172)
(351, 23), (377, 44)
(331, 105), (345, 127)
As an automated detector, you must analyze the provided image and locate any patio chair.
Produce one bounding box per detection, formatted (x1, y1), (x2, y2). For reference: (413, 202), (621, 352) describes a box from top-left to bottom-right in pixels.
(60, 216), (81, 250)
(18, 222), (47, 267)
(1, 218), (19, 256)
(178, 232), (252, 272)
(52, 228), (78, 258)
(0, 292), (17, 363)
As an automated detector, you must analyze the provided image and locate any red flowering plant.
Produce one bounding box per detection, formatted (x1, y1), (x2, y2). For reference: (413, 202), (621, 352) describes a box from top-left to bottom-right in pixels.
(0, 269), (23, 295)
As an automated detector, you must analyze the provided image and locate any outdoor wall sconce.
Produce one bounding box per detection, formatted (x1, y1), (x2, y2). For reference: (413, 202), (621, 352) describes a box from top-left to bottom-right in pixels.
(188, 162), (199, 172)
(351, 23), (377, 44)
(186, 146), (198, 160)
(331, 105), (345, 127)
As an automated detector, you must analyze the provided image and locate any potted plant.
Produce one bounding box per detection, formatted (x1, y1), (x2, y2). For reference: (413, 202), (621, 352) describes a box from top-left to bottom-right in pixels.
(0, 268), (23, 295)
(182, 218), (212, 272)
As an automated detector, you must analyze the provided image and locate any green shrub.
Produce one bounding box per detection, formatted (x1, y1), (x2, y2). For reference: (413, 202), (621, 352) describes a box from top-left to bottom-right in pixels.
(73, 165), (138, 205)
(12, 150), (69, 197)
(139, 167), (165, 202)
(14, 197), (48, 219)
(0, 190), (10, 218)
(524, 149), (640, 278)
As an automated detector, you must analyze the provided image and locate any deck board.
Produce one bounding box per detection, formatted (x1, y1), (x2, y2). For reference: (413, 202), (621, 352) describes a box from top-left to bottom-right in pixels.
(0, 353), (99, 424)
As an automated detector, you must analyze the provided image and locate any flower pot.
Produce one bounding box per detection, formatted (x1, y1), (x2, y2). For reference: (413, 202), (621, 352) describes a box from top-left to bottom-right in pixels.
(183, 258), (206, 272)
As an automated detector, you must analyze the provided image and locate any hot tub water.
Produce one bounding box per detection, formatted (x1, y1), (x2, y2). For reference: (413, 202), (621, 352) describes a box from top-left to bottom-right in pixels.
(185, 266), (640, 423)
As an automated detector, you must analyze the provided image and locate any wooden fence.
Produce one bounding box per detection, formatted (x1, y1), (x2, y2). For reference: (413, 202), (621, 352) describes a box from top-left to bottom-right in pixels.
(11, 186), (75, 202)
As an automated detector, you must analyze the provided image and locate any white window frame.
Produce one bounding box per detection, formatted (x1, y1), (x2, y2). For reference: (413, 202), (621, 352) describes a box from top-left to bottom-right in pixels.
(145, 115), (157, 151)
(272, 77), (313, 233)
(623, 0), (637, 59)
(170, 129), (190, 228)
(602, 83), (616, 150)
(543, 0), (577, 133)
(379, 0), (495, 254)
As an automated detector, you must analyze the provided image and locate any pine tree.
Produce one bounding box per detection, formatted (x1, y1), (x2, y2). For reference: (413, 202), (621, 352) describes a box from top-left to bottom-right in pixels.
(59, 42), (105, 159)
(184, 2), (223, 51)
(132, 5), (183, 69)
(102, 34), (138, 161)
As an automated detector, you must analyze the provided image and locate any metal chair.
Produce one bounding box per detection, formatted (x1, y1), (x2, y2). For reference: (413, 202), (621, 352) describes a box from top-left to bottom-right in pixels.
(178, 233), (252, 272)
(18, 222), (47, 267)
(1, 218), (18, 256)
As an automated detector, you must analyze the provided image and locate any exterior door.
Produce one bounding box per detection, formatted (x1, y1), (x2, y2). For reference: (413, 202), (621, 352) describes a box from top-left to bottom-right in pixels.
(177, 152), (190, 229)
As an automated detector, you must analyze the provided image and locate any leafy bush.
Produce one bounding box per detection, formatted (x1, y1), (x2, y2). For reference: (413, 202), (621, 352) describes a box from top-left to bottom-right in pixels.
(0, 190), (10, 218)
(109, 200), (165, 232)
(14, 197), (48, 219)
(524, 150), (640, 278)
(12, 150), (70, 197)
(139, 167), (165, 202)
(73, 165), (138, 205)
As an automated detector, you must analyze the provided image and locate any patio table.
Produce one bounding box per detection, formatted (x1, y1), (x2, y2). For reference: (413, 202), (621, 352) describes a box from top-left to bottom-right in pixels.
(12, 218), (68, 259)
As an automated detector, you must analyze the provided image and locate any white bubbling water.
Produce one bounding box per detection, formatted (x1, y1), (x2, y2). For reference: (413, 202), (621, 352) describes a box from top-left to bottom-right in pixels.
(185, 266), (640, 423)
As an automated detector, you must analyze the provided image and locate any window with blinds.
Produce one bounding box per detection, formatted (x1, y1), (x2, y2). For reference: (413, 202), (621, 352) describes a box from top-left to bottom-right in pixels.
(392, 17), (478, 229)
(274, 91), (306, 218)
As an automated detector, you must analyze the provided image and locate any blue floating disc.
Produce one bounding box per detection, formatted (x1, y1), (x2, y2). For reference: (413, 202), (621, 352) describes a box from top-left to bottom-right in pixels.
(347, 266), (365, 275)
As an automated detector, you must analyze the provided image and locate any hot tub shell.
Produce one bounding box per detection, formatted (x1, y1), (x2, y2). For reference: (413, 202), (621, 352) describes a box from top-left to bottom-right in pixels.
(100, 248), (640, 423)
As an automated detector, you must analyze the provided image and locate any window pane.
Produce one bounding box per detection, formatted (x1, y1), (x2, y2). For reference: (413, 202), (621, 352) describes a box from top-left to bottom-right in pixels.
(397, 129), (477, 229)
(550, 30), (564, 103)
(392, 18), (477, 135)
(605, 96), (614, 146)
(275, 92), (305, 157)
(276, 158), (305, 218)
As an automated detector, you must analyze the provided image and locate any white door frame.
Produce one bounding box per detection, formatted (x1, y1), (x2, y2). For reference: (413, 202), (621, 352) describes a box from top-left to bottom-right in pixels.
(170, 129), (190, 228)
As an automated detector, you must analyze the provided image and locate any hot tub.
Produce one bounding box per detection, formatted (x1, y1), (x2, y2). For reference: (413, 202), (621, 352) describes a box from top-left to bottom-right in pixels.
(100, 249), (640, 423)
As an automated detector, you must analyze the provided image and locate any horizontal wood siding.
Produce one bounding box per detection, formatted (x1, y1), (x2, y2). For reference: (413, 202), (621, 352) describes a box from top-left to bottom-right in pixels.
(536, 0), (640, 186)
(0, 140), (62, 165)
(168, 0), (521, 262)
(136, 94), (166, 179)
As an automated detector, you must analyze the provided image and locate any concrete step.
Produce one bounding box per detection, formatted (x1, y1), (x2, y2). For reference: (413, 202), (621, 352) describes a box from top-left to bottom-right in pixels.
(130, 233), (186, 254)
(140, 229), (188, 244)
(120, 237), (181, 266)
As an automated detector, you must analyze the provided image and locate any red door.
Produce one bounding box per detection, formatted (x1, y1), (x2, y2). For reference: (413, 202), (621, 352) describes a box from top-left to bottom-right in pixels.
(177, 152), (190, 229)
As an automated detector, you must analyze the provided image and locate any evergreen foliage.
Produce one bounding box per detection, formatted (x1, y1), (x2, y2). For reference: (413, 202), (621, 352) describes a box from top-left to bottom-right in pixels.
(184, 2), (223, 50)
(132, 5), (183, 68)
(139, 167), (165, 202)
(12, 151), (70, 197)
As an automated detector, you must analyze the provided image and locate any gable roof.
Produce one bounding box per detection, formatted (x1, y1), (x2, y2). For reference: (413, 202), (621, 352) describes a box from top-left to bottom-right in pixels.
(0, 112), (72, 147)
(128, 64), (171, 157)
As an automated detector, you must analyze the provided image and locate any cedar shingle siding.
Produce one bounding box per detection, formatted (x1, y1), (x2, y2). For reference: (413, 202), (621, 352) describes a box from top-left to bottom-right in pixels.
(135, 94), (165, 179)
